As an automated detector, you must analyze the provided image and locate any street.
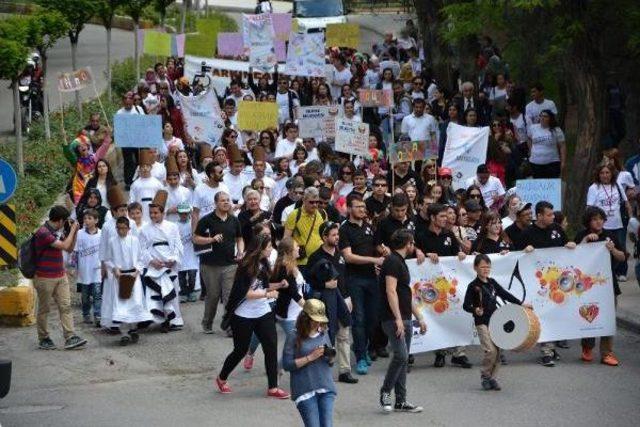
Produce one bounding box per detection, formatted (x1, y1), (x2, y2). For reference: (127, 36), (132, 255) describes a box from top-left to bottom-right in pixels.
(0, 296), (639, 427)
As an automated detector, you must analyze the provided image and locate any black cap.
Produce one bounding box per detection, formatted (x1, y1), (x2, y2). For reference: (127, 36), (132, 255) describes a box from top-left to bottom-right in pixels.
(464, 199), (482, 212)
(476, 164), (489, 174)
(319, 220), (339, 237)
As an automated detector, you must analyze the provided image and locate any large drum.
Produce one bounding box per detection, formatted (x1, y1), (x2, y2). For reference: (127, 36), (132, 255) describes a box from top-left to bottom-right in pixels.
(489, 304), (540, 351)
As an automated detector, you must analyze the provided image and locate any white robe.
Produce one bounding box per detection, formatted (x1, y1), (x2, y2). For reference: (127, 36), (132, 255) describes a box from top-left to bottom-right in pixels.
(102, 234), (153, 325)
(129, 176), (164, 221)
(165, 184), (193, 223)
(139, 220), (184, 326)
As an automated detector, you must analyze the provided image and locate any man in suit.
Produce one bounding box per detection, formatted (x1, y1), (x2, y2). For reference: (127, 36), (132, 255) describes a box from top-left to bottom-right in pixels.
(455, 81), (491, 126)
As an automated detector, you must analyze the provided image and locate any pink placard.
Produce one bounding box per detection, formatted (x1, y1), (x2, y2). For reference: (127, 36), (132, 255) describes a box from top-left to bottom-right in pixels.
(217, 32), (244, 57)
(271, 13), (292, 41)
(275, 40), (287, 62)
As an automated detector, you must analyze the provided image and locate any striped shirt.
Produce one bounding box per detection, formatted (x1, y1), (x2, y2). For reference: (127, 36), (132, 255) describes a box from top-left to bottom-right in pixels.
(34, 224), (64, 278)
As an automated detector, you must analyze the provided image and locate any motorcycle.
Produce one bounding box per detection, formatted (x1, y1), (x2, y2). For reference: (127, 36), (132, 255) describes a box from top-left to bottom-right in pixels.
(17, 77), (43, 134)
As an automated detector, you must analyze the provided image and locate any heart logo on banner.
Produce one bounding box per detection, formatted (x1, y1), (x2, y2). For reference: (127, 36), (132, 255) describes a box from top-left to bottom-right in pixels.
(579, 304), (600, 323)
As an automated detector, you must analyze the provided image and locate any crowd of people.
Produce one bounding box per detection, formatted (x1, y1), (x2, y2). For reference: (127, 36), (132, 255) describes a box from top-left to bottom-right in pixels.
(29, 16), (634, 426)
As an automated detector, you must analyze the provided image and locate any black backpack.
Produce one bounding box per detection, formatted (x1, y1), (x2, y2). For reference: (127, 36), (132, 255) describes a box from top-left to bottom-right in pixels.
(18, 234), (38, 279)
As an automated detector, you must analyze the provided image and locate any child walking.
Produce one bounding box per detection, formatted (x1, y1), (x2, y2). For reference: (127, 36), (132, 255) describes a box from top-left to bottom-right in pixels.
(462, 254), (532, 391)
(74, 209), (102, 326)
(177, 203), (199, 302)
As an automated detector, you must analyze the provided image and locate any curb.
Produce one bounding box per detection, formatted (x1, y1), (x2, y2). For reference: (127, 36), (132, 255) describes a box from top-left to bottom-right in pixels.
(0, 279), (35, 327)
(617, 313), (640, 334)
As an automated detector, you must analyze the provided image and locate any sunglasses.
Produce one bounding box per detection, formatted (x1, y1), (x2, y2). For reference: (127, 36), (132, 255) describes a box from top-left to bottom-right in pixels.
(255, 186), (264, 190)
(308, 200), (321, 205)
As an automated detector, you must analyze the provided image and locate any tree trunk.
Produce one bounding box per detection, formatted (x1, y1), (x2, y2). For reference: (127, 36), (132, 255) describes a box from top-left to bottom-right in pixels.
(205, 0), (209, 17)
(160, 12), (166, 30)
(412, 0), (453, 92)
(70, 37), (83, 119)
(134, 21), (140, 81)
(180, 0), (188, 33)
(42, 53), (51, 140)
(107, 27), (112, 100)
(13, 83), (24, 176)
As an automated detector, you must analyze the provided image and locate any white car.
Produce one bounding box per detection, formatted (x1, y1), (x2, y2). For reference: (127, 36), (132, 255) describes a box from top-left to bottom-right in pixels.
(293, 0), (349, 33)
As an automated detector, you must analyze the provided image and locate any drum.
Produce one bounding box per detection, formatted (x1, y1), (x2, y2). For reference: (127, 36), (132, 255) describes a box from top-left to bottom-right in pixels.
(489, 304), (540, 351)
(118, 275), (136, 300)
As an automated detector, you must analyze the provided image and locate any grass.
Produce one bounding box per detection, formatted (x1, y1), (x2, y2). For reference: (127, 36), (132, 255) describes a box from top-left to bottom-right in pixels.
(185, 13), (238, 57)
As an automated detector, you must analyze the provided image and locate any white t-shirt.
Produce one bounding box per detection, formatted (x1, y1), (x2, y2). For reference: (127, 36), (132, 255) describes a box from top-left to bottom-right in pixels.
(330, 67), (353, 100)
(525, 98), (557, 126)
(586, 183), (627, 230)
(363, 69), (380, 89)
(223, 172), (248, 203)
(527, 124), (565, 165)
(74, 229), (102, 284)
(510, 113), (527, 144)
(489, 86), (508, 104)
(116, 106), (145, 115)
(501, 216), (514, 229)
(192, 182), (230, 217)
(400, 113), (438, 142)
(617, 171), (635, 192)
(275, 138), (300, 159)
(466, 176), (505, 208)
(234, 274), (272, 318)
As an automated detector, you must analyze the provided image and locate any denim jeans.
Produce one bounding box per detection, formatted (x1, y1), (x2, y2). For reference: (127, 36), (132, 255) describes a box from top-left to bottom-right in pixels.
(348, 275), (379, 361)
(296, 391), (335, 427)
(80, 282), (101, 318)
(381, 320), (412, 404)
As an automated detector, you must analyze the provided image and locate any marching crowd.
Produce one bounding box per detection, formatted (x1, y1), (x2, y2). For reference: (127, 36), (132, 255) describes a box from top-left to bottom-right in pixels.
(29, 17), (636, 425)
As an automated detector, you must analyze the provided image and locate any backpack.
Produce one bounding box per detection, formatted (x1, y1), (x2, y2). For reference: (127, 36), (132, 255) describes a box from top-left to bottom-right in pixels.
(18, 234), (38, 279)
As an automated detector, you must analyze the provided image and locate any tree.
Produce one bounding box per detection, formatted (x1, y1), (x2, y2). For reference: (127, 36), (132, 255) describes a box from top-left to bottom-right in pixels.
(38, 0), (99, 119)
(154, 0), (175, 30)
(24, 11), (70, 140)
(124, 0), (153, 80)
(97, 0), (126, 101)
(0, 18), (30, 176)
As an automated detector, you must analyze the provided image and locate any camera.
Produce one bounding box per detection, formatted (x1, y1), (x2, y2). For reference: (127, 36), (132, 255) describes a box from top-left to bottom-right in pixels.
(323, 344), (336, 358)
(201, 61), (212, 74)
(63, 218), (75, 236)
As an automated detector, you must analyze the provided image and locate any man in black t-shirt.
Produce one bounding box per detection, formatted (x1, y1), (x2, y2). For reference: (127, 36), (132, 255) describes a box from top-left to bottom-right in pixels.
(520, 201), (576, 367)
(366, 175), (391, 220)
(193, 191), (244, 334)
(340, 195), (385, 375)
(505, 201), (532, 250)
(379, 229), (426, 414)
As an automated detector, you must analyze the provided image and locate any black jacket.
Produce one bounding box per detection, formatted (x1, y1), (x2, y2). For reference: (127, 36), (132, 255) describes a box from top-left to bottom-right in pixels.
(462, 277), (521, 326)
(273, 270), (304, 319)
(225, 259), (270, 319)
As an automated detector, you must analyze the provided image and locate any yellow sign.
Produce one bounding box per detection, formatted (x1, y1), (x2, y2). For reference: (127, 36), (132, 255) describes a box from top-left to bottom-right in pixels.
(325, 23), (360, 49)
(144, 31), (172, 56)
(237, 101), (279, 131)
(0, 204), (17, 268)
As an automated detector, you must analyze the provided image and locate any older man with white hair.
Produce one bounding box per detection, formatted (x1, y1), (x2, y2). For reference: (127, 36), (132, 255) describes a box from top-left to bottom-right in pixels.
(455, 81), (490, 126)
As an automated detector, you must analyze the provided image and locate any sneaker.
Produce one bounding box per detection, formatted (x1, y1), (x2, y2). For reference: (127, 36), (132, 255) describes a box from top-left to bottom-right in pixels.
(188, 292), (198, 302)
(500, 353), (508, 365)
(601, 353), (619, 366)
(356, 359), (369, 375)
(338, 372), (359, 384)
(377, 347), (390, 358)
(266, 388), (290, 399)
(541, 355), (555, 367)
(368, 350), (378, 361)
(203, 327), (214, 334)
(394, 402), (423, 413)
(179, 295), (188, 303)
(129, 331), (140, 344)
(364, 353), (373, 366)
(38, 338), (56, 350)
(244, 354), (254, 371)
(552, 349), (561, 361)
(451, 355), (472, 368)
(489, 378), (501, 391)
(618, 275), (628, 283)
(434, 353), (446, 368)
(94, 318), (101, 328)
(119, 335), (131, 346)
(581, 347), (593, 362)
(380, 390), (393, 413)
(64, 335), (87, 350)
(216, 377), (232, 394)
(555, 340), (570, 349)
(481, 377), (493, 390)
(83, 315), (92, 324)
(408, 354), (415, 365)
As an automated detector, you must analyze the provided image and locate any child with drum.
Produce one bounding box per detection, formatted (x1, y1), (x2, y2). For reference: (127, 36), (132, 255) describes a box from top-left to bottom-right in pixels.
(463, 254), (533, 391)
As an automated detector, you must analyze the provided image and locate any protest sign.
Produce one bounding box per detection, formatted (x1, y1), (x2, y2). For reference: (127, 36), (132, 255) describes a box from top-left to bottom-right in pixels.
(178, 90), (225, 146)
(217, 33), (245, 57)
(57, 67), (93, 92)
(325, 23), (360, 49)
(286, 32), (325, 77)
(143, 31), (172, 56)
(358, 89), (393, 108)
(271, 13), (292, 41)
(297, 106), (339, 140)
(516, 179), (562, 210)
(441, 122), (490, 190)
(237, 101), (278, 131)
(387, 140), (438, 163)
(335, 119), (370, 157)
(243, 14), (277, 71)
(408, 243), (616, 354)
(275, 40), (287, 62)
(113, 115), (162, 148)
(184, 55), (286, 83)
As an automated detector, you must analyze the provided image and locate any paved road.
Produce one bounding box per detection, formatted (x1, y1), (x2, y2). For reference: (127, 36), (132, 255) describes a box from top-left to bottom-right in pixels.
(0, 24), (135, 135)
(0, 296), (639, 427)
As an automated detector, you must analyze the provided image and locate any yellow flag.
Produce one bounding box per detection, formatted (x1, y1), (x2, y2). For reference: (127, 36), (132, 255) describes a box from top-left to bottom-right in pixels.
(237, 101), (279, 131)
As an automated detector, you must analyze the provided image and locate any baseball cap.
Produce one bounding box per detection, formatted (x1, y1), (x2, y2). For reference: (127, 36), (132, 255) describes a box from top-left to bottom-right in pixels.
(319, 221), (339, 237)
(177, 203), (192, 214)
(464, 199), (482, 212)
(438, 167), (452, 177)
(515, 201), (532, 214)
(303, 299), (329, 323)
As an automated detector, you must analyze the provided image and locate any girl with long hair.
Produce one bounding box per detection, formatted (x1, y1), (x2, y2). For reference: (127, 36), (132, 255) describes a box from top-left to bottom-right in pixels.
(527, 109), (565, 178)
(471, 211), (512, 254)
(82, 158), (118, 210)
(175, 150), (198, 189)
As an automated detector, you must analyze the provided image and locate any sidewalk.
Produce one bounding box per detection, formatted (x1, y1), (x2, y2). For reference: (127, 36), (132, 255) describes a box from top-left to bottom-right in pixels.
(617, 267), (640, 333)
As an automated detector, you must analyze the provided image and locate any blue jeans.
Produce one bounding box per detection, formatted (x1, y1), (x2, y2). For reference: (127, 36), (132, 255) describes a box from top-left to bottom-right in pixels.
(611, 228), (628, 276)
(297, 391), (335, 427)
(348, 275), (379, 361)
(80, 282), (101, 318)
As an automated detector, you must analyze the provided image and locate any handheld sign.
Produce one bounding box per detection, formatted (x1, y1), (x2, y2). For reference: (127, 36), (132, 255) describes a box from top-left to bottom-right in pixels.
(516, 179), (562, 210)
(113, 115), (163, 148)
(326, 23), (360, 49)
(335, 119), (369, 157)
(358, 89), (393, 108)
(388, 140), (437, 163)
(57, 67), (93, 92)
(237, 101), (278, 131)
(0, 159), (17, 204)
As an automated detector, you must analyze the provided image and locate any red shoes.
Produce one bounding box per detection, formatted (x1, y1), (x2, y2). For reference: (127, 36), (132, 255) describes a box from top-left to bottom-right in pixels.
(267, 388), (291, 399)
(581, 347), (593, 362)
(216, 377), (232, 394)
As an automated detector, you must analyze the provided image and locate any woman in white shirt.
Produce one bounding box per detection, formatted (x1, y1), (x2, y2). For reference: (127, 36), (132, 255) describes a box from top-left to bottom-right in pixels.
(334, 163), (355, 199)
(526, 109), (565, 178)
(160, 123), (184, 162)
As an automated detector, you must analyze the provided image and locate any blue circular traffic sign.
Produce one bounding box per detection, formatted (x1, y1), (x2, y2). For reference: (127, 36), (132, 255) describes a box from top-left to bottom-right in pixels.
(0, 158), (18, 204)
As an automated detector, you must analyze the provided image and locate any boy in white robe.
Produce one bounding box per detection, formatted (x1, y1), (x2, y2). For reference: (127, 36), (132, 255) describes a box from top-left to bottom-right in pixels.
(139, 190), (184, 332)
(103, 216), (153, 345)
(129, 149), (163, 221)
(177, 203), (199, 302)
(164, 156), (192, 223)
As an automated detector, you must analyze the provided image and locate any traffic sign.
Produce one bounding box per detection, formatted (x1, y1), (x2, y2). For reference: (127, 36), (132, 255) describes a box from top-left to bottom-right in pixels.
(0, 159), (17, 204)
(0, 204), (16, 268)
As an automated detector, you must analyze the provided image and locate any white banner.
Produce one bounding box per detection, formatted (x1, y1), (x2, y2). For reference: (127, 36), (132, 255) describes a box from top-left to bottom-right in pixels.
(335, 119), (370, 157)
(407, 243), (616, 354)
(184, 55), (289, 86)
(243, 14), (277, 71)
(442, 123), (490, 190)
(178, 90), (225, 146)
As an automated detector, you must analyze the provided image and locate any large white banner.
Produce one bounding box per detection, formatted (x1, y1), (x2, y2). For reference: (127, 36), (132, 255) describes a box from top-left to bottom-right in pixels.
(442, 123), (490, 190)
(407, 243), (616, 354)
(178, 90), (225, 146)
(243, 14), (277, 71)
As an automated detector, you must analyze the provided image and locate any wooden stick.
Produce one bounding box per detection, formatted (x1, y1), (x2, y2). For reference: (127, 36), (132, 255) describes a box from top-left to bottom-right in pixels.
(92, 80), (111, 131)
(58, 89), (67, 144)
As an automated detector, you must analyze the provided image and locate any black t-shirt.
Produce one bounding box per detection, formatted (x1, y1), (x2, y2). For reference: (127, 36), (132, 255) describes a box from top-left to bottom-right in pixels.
(365, 194), (391, 218)
(306, 246), (349, 298)
(375, 215), (416, 247)
(272, 195), (295, 225)
(472, 236), (512, 254)
(574, 229), (623, 296)
(339, 219), (377, 278)
(194, 211), (242, 266)
(379, 251), (412, 321)
(520, 223), (567, 249)
(415, 223), (461, 257)
(506, 222), (528, 250)
(387, 170), (424, 194)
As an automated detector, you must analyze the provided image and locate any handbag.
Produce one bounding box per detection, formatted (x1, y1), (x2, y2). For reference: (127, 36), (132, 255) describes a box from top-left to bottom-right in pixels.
(615, 184), (630, 228)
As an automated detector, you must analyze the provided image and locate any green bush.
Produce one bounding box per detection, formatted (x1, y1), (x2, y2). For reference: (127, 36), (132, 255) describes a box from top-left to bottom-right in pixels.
(110, 55), (157, 99)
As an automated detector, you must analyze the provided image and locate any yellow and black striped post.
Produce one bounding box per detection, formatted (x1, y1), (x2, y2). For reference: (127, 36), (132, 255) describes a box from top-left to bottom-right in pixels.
(0, 204), (17, 268)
